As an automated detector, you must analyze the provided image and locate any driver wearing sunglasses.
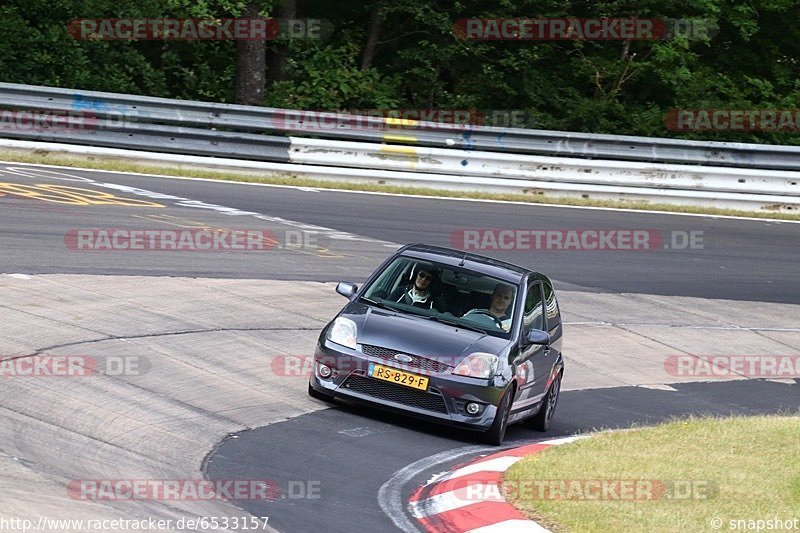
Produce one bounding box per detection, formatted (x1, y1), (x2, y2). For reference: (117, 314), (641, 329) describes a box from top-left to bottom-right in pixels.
(389, 264), (442, 310)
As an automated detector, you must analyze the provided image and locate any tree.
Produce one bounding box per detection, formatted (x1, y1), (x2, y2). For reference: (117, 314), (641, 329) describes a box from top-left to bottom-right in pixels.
(0, 0), (798, 143)
(266, 0), (297, 84)
(235, 3), (268, 104)
(360, 2), (383, 71)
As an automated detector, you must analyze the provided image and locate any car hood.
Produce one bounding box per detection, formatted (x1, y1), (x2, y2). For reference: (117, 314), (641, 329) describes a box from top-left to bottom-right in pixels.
(339, 302), (510, 363)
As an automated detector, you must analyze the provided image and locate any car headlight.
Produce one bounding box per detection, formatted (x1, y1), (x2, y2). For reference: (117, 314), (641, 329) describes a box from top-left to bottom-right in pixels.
(452, 352), (498, 379)
(327, 317), (357, 350)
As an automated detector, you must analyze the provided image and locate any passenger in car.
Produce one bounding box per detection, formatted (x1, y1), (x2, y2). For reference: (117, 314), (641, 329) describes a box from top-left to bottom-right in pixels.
(463, 283), (514, 330)
(389, 264), (444, 310)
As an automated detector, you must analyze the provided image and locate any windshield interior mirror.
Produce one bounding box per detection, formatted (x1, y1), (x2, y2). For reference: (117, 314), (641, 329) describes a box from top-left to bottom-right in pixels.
(336, 282), (358, 299)
(526, 329), (550, 345)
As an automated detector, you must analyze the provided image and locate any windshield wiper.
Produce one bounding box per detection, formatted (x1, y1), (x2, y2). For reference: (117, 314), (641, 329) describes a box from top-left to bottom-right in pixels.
(358, 296), (396, 311)
(426, 315), (486, 335)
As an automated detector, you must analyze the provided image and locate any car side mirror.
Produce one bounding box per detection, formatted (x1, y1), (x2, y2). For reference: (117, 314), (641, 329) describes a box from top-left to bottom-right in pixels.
(526, 329), (550, 345)
(336, 281), (358, 299)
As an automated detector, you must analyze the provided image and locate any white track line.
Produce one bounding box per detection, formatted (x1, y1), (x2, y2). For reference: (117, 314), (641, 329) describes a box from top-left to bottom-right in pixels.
(1, 159), (797, 224)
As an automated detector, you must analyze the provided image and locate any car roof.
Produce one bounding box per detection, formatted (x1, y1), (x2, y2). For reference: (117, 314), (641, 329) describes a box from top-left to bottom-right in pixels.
(398, 243), (538, 284)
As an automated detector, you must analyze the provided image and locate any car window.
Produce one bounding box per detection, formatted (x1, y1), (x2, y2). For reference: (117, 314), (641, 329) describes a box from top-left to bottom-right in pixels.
(361, 256), (519, 338)
(543, 279), (561, 331)
(363, 257), (414, 300)
(523, 280), (545, 332)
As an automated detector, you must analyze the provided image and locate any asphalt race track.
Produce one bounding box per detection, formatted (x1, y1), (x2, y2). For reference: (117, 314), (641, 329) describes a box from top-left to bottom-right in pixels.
(208, 380), (800, 533)
(1, 163), (799, 302)
(1, 161), (799, 533)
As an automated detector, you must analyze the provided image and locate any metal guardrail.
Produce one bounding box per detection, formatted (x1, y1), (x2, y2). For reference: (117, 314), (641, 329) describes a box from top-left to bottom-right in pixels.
(2, 82), (800, 170)
(0, 120), (290, 162)
(1, 82), (799, 212)
(289, 138), (800, 197)
(1, 137), (797, 212)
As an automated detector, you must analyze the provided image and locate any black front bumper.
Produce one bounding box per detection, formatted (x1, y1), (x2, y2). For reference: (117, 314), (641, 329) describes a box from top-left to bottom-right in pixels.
(308, 339), (508, 431)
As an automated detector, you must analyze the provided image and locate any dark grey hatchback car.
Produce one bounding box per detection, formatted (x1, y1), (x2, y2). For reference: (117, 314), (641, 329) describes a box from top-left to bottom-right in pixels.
(308, 244), (564, 445)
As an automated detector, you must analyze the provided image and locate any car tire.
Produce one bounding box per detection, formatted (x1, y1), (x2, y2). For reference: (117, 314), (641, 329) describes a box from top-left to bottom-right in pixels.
(308, 382), (335, 403)
(528, 373), (561, 432)
(482, 388), (512, 446)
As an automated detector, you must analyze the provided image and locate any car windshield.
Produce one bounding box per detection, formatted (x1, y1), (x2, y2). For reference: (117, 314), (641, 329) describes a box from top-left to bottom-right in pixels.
(362, 257), (518, 338)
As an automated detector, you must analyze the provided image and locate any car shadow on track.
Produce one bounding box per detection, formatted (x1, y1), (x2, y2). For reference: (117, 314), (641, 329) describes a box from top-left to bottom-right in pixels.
(205, 379), (799, 533)
(323, 378), (800, 444)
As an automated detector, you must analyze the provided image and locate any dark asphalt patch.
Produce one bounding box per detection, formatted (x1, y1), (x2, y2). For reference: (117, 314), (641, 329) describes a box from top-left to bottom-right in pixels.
(204, 379), (799, 533)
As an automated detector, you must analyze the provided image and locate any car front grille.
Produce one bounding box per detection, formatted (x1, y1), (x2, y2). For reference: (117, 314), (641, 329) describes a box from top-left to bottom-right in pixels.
(341, 374), (449, 414)
(360, 344), (453, 373)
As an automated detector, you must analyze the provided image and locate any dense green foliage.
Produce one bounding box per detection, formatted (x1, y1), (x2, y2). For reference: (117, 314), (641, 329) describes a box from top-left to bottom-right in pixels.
(1, 0), (798, 143)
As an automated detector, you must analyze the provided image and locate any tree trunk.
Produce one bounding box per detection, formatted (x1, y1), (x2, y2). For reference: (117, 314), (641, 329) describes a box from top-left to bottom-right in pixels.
(266, 0), (297, 85)
(361, 3), (382, 71)
(235, 3), (267, 105)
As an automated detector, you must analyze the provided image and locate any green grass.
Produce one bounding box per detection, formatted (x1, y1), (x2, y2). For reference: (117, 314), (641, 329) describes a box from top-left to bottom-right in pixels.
(2, 149), (800, 221)
(505, 415), (800, 532)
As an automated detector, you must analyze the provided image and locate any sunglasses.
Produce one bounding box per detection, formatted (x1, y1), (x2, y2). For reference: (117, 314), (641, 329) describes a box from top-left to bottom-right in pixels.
(417, 271), (433, 281)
